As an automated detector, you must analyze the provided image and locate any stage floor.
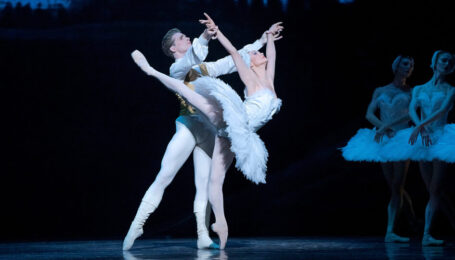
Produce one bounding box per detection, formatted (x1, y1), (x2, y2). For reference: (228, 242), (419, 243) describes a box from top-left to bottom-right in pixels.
(0, 237), (454, 259)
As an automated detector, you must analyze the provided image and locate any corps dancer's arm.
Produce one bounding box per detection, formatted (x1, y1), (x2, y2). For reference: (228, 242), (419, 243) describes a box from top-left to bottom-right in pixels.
(215, 29), (258, 90)
(365, 89), (384, 128)
(408, 86), (431, 146)
(408, 87), (422, 126)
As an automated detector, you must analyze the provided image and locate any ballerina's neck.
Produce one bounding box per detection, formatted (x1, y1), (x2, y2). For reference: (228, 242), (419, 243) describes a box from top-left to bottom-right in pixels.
(430, 72), (447, 87)
(392, 75), (408, 89)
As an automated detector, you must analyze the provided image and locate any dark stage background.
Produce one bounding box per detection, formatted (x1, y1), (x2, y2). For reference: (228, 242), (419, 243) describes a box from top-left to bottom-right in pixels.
(1, 0), (455, 242)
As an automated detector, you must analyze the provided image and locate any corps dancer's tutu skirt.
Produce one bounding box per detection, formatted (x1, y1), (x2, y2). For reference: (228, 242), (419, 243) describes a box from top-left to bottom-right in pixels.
(381, 124), (455, 162)
(341, 124), (455, 163)
(341, 128), (391, 162)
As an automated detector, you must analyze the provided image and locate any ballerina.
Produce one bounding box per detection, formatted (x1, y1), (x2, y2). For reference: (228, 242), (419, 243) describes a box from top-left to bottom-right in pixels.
(131, 14), (283, 249)
(122, 20), (273, 250)
(406, 50), (455, 246)
(342, 55), (417, 242)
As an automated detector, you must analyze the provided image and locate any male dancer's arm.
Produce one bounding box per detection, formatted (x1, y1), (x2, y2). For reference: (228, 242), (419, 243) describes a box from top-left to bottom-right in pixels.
(170, 31), (211, 80)
(202, 32), (267, 77)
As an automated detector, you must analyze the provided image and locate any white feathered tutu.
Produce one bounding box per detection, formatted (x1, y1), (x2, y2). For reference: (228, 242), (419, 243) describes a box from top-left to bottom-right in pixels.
(192, 76), (281, 184)
(342, 124), (455, 163)
(381, 124), (455, 162)
(341, 128), (392, 162)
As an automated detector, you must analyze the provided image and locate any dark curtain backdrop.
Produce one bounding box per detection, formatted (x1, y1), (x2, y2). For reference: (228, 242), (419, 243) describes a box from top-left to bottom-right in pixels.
(1, 0), (455, 242)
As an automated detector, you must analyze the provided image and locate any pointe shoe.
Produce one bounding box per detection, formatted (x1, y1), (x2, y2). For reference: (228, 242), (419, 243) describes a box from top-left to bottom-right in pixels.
(422, 234), (444, 246)
(211, 222), (228, 249)
(197, 239), (220, 249)
(385, 232), (410, 243)
(123, 222), (144, 251)
(131, 50), (156, 76)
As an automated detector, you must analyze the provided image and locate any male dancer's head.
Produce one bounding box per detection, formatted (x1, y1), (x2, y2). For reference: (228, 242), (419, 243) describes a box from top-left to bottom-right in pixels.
(162, 28), (192, 59)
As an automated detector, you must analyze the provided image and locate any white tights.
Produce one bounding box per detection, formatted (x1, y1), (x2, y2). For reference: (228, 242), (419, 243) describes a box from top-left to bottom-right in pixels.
(142, 122), (211, 213)
(123, 122), (215, 250)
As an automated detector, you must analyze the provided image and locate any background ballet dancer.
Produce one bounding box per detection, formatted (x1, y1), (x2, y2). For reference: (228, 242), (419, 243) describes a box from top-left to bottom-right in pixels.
(342, 55), (417, 242)
(407, 50), (455, 246)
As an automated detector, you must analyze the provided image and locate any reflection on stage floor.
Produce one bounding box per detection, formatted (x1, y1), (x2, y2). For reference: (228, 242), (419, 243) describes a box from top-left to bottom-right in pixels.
(0, 237), (454, 259)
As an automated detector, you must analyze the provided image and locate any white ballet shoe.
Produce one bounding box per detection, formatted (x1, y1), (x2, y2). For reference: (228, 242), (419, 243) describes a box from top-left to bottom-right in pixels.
(422, 233), (444, 246)
(122, 222), (144, 251)
(194, 211), (219, 249)
(131, 50), (156, 76)
(122, 200), (157, 251)
(211, 222), (228, 249)
(384, 232), (410, 243)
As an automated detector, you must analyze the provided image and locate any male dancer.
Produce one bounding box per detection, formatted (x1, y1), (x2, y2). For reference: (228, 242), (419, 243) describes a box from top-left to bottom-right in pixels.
(123, 20), (269, 250)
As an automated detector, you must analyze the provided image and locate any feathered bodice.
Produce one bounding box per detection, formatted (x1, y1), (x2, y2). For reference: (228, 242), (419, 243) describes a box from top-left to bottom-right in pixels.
(416, 91), (453, 130)
(376, 91), (411, 131)
(244, 89), (282, 132)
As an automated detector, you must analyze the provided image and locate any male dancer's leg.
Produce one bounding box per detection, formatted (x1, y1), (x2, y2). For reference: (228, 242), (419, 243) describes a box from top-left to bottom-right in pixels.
(123, 122), (196, 250)
(193, 146), (218, 249)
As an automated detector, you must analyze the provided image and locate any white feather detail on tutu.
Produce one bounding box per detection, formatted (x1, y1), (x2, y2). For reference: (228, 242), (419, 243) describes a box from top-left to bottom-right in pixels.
(380, 127), (431, 161)
(342, 124), (455, 163)
(192, 76), (270, 184)
(341, 128), (390, 162)
(380, 124), (455, 162)
(432, 124), (455, 162)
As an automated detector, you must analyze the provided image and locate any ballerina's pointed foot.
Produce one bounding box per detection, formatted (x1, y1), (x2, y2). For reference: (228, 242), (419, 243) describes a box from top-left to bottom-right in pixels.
(131, 50), (156, 76)
(208, 242), (220, 249)
(122, 225), (144, 251)
(211, 222), (228, 249)
(422, 234), (444, 246)
(385, 232), (410, 243)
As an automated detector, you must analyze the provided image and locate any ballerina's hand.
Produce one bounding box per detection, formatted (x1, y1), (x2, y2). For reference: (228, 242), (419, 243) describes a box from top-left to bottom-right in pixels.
(267, 22), (284, 35)
(408, 127), (420, 145)
(374, 131), (385, 143)
(374, 126), (385, 143)
(260, 30), (283, 43)
(131, 50), (156, 76)
(199, 12), (218, 39)
(420, 127), (433, 147)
